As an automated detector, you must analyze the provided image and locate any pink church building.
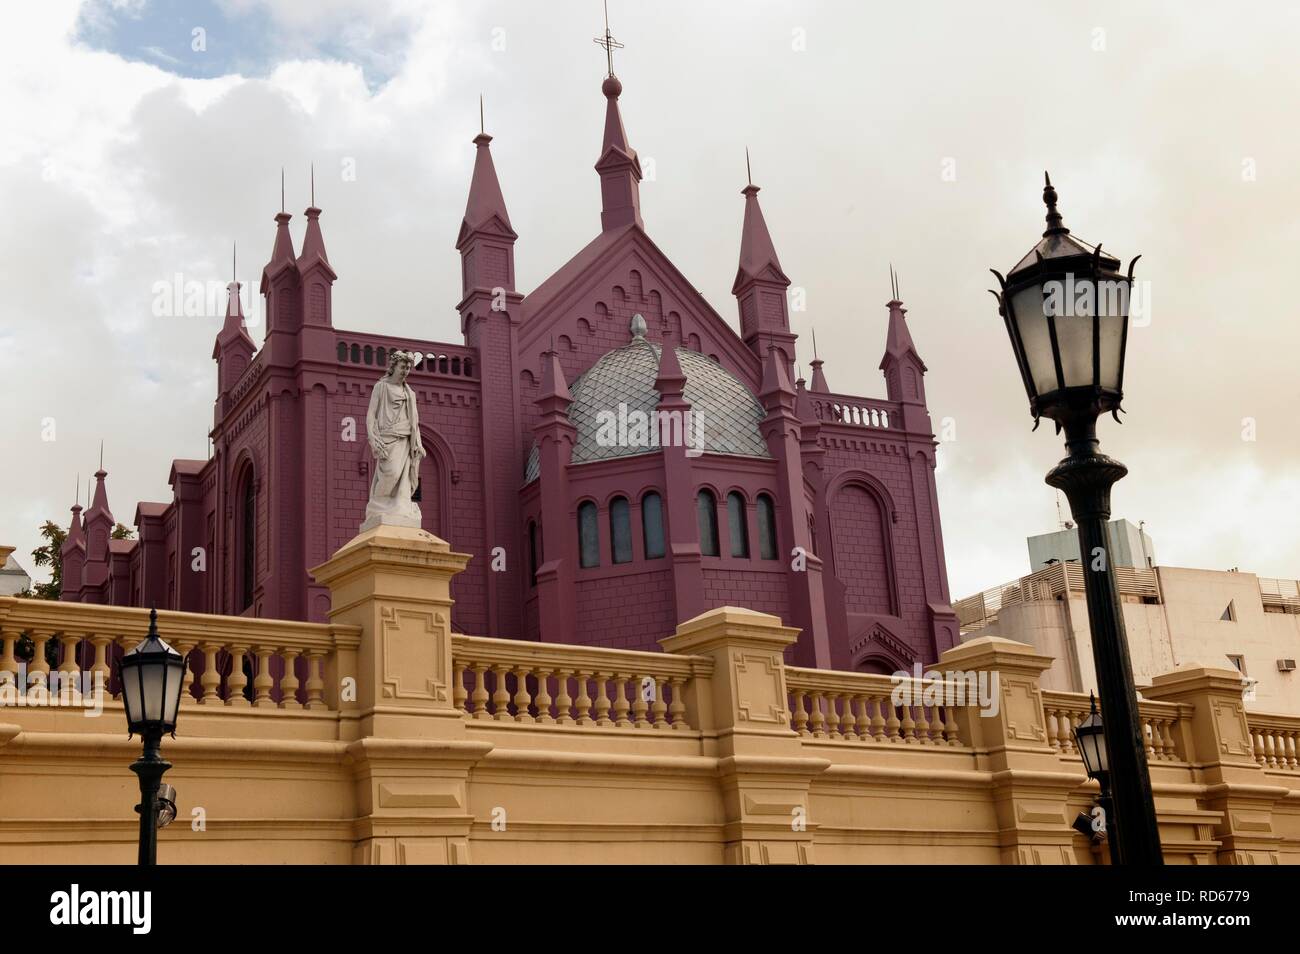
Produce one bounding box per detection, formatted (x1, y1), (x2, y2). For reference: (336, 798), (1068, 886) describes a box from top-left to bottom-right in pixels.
(60, 70), (959, 672)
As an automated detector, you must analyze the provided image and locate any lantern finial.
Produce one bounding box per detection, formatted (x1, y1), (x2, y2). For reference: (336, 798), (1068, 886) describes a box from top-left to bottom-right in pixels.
(1043, 171), (1068, 236)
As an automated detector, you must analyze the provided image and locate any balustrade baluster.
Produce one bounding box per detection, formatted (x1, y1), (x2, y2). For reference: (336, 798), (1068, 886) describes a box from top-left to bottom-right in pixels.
(885, 698), (901, 742)
(252, 647), (275, 707)
(944, 703), (961, 746)
(55, 631), (81, 702)
(88, 634), (112, 700)
(667, 676), (686, 729)
(929, 702), (945, 744)
(650, 677), (668, 728)
(279, 649), (301, 709)
(855, 695), (872, 741)
(173, 641), (196, 704)
(492, 664), (512, 721)
(900, 702), (917, 744)
(304, 650), (326, 710)
(453, 662), (467, 712)
(469, 665), (489, 719)
(612, 674), (631, 728)
(870, 695), (887, 742)
(840, 694), (858, 741)
(632, 675), (651, 728)
(0, 629), (19, 685)
(513, 665), (535, 723)
(827, 695), (843, 740)
(29, 630), (52, 688)
(199, 643), (221, 704)
(226, 644), (250, 706)
(534, 670), (555, 724)
(809, 693), (827, 738)
(554, 670), (574, 725)
(575, 671), (593, 726)
(791, 690), (809, 736)
(593, 673), (613, 727)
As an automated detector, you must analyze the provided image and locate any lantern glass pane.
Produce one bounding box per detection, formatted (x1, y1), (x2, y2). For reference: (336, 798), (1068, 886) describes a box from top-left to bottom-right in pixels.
(121, 663), (143, 726)
(1053, 276), (1096, 389)
(140, 659), (166, 722)
(1097, 278), (1128, 390)
(1011, 285), (1059, 396)
(162, 658), (184, 726)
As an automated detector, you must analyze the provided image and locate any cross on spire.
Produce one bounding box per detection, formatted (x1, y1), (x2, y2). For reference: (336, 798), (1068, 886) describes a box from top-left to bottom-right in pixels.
(593, 0), (624, 77)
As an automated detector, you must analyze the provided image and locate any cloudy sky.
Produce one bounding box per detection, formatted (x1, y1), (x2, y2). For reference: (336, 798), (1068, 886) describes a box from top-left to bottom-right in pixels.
(3, 0), (1299, 600)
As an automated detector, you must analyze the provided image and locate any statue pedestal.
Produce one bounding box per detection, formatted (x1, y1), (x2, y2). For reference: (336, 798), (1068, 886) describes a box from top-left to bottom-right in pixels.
(310, 524), (484, 865)
(359, 512), (422, 533)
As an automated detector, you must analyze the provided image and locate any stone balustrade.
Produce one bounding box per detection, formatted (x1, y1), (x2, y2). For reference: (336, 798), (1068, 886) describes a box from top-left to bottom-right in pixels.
(1248, 714), (1300, 771)
(1040, 690), (1190, 763)
(3, 526), (1300, 865)
(785, 667), (965, 746)
(450, 634), (709, 729)
(0, 596), (358, 711)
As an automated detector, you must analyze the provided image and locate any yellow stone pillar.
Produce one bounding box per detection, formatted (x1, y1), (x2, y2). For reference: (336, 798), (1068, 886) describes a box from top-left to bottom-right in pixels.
(939, 636), (1083, 864)
(1144, 663), (1288, 864)
(310, 524), (490, 865)
(661, 606), (827, 865)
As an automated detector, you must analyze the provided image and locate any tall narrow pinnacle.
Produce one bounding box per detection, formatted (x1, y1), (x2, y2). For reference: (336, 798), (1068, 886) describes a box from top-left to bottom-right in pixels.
(809, 327), (829, 392)
(733, 172), (788, 293)
(595, 70), (643, 231)
(460, 119), (514, 238)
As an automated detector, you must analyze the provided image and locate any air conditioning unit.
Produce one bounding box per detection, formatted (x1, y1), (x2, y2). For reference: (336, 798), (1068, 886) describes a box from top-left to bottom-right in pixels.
(1278, 659), (1297, 672)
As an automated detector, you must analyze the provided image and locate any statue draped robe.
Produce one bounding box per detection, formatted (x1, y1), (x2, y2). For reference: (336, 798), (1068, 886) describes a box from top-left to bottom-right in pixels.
(364, 379), (424, 528)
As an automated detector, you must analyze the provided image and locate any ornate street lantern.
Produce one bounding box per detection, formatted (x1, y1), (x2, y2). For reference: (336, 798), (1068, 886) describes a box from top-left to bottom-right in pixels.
(1073, 692), (1108, 782)
(991, 173), (1138, 430)
(991, 175), (1162, 866)
(119, 606), (185, 865)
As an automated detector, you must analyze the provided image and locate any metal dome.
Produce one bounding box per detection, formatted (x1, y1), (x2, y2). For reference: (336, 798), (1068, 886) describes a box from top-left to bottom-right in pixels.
(525, 334), (770, 481)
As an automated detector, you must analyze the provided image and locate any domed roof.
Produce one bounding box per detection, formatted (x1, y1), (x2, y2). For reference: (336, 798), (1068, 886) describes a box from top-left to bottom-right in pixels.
(525, 327), (770, 481)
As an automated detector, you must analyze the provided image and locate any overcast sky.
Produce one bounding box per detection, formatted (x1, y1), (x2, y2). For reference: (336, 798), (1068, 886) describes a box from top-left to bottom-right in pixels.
(3, 0), (1299, 600)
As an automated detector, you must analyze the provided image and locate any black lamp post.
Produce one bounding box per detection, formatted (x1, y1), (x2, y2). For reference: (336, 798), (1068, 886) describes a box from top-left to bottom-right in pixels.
(990, 174), (1163, 865)
(1072, 692), (1118, 864)
(119, 606), (186, 866)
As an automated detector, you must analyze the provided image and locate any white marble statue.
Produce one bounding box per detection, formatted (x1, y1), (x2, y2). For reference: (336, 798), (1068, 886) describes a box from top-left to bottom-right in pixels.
(362, 350), (426, 530)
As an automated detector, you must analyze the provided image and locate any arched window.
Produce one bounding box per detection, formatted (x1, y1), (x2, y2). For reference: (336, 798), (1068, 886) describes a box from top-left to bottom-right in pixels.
(757, 494), (778, 560)
(697, 490), (719, 557)
(641, 492), (665, 559)
(578, 501), (600, 568)
(350, 343), (360, 363)
(363, 345), (373, 365)
(610, 497), (632, 564)
(528, 521), (539, 586)
(727, 492), (749, 558)
(337, 341), (347, 362)
(240, 470), (256, 611)
(376, 347), (386, 368)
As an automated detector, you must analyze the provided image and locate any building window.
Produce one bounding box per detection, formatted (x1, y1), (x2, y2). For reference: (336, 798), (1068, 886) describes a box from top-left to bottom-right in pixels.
(757, 494), (777, 560)
(697, 490), (719, 557)
(528, 521), (539, 586)
(642, 492), (665, 559)
(610, 497), (632, 564)
(578, 501), (600, 568)
(337, 341), (347, 362)
(240, 470), (256, 611)
(350, 343), (360, 363)
(1227, 654), (1246, 675)
(727, 492), (749, 558)
(1220, 601), (1236, 622)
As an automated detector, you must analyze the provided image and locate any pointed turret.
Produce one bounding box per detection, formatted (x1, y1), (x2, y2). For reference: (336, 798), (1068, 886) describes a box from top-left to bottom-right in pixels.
(460, 133), (515, 240)
(536, 340), (573, 414)
(59, 492), (87, 602)
(759, 343), (796, 406)
(732, 166), (795, 367)
(733, 184), (788, 293)
(297, 189), (336, 326)
(260, 210), (296, 295)
(457, 127), (518, 297)
(653, 331), (687, 399)
(879, 295), (928, 406)
(808, 329), (829, 393)
(595, 75), (643, 232)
